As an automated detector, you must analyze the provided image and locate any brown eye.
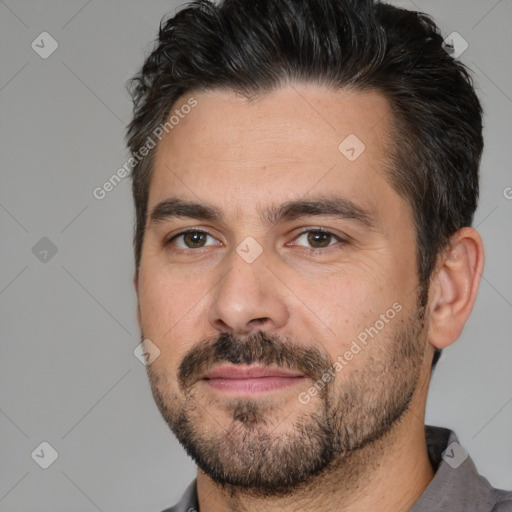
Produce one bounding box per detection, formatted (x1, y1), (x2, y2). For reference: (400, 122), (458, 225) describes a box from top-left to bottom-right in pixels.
(182, 231), (208, 248)
(306, 231), (333, 248)
(167, 230), (218, 249)
(293, 230), (343, 249)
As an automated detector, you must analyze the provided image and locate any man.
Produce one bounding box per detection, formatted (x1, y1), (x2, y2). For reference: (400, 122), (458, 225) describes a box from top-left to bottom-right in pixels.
(126, 0), (512, 510)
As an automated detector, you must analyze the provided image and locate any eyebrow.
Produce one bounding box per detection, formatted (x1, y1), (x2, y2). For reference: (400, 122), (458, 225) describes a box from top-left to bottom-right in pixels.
(149, 195), (377, 230)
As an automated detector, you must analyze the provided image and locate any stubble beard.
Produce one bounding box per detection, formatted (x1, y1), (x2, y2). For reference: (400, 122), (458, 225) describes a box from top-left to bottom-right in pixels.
(146, 297), (428, 497)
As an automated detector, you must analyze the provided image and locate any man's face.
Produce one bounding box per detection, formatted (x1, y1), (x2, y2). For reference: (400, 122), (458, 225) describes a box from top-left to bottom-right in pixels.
(136, 84), (430, 493)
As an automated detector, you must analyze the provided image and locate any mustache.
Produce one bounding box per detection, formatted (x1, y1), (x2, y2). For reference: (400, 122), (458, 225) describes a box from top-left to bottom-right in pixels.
(178, 331), (332, 392)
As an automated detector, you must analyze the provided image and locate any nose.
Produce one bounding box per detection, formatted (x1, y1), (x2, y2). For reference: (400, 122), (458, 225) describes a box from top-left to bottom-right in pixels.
(207, 247), (289, 336)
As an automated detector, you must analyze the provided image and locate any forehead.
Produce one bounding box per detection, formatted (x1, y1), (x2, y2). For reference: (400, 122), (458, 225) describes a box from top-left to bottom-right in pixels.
(149, 84), (401, 222)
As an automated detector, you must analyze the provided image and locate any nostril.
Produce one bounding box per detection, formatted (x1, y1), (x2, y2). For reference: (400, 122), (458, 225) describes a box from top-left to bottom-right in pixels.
(250, 318), (269, 327)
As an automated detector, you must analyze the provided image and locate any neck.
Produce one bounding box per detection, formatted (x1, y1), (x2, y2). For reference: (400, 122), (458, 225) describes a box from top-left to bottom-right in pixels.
(196, 407), (434, 512)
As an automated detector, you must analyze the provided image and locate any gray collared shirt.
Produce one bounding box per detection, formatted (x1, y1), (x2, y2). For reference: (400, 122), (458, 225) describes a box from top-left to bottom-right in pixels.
(161, 426), (512, 512)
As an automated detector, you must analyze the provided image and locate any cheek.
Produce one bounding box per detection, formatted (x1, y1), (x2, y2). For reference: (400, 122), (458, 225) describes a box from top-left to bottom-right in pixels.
(138, 278), (172, 331)
(301, 266), (386, 323)
(138, 263), (196, 321)
(137, 267), (209, 363)
(298, 269), (404, 361)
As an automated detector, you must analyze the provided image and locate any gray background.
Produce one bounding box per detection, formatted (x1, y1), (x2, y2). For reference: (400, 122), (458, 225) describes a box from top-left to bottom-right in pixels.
(1, 0), (511, 510)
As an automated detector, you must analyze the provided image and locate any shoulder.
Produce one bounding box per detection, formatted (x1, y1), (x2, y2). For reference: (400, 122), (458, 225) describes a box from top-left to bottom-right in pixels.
(492, 494), (512, 511)
(412, 426), (512, 512)
(159, 479), (198, 512)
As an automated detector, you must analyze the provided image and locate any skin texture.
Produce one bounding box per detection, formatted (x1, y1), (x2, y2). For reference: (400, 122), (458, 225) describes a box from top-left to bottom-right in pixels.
(134, 84), (485, 512)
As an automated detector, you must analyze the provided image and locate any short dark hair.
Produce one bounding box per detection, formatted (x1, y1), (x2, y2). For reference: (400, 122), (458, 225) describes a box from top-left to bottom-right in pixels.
(127, 0), (484, 369)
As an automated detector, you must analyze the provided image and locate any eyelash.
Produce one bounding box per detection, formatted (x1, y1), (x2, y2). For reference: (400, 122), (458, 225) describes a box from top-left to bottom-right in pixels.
(164, 228), (347, 255)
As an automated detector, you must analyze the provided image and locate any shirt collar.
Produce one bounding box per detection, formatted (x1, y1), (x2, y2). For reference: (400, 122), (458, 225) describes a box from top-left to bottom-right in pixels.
(168, 425), (507, 512)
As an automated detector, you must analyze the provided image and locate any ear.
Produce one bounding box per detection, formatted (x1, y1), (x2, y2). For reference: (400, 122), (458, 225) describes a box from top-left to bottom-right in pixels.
(427, 227), (485, 349)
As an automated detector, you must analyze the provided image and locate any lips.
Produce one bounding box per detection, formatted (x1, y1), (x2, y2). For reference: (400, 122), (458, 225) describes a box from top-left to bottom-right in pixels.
(202, 365), (306, 393)
(203, 365), (304, 379)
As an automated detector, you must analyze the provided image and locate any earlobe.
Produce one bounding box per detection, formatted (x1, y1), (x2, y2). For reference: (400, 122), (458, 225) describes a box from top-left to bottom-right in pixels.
(427, 227), (485, 349)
